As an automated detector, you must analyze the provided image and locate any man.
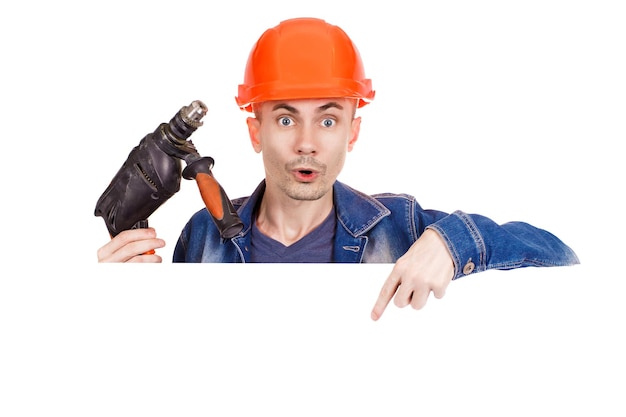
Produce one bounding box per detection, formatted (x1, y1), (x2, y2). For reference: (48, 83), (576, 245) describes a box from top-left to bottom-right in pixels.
(97, 17), (579, 320)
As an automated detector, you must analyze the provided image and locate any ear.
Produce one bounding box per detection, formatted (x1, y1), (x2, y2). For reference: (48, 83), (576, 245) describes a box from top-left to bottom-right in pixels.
(347, 116), (361, 152)
(246, 117), (262, 153)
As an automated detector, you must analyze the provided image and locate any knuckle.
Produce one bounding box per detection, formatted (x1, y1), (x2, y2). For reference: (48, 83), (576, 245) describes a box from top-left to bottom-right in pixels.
(411, 299), (425, 310)
(393, 295), (406, 308)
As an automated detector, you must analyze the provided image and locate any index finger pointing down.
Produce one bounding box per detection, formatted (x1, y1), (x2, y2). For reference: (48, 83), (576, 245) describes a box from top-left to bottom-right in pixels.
(370, 273), (401, 321)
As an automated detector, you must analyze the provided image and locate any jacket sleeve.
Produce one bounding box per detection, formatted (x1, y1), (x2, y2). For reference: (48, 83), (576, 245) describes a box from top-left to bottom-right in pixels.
(172, 220), (191, 262)
(424, 210), (580, 280)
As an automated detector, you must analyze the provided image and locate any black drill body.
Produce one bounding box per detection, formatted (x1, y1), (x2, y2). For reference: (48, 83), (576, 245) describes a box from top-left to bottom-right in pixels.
(94, 100), (243, 240)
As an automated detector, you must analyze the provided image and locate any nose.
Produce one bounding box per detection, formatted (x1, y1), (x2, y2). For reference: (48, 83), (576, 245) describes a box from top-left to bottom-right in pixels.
(295, 125), (316, 155)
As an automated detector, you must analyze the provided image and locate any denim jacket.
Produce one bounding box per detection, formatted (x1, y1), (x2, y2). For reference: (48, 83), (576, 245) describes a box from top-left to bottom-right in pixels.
(173, 181), (579, 279)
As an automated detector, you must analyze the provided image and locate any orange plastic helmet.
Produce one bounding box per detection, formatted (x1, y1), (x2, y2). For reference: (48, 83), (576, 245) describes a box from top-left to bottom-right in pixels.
(235, 17), (375, 112)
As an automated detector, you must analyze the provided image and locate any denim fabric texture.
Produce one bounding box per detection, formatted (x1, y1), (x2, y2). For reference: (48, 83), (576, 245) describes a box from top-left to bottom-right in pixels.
(173, 180), (579, 278)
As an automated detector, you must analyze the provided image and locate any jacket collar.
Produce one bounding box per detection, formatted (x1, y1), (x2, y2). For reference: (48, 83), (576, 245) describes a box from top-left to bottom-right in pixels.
(332, 181), (391, 236)
(236, 180), (390, 237)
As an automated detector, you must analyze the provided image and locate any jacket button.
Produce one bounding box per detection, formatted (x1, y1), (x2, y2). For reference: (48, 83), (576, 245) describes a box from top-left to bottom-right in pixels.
(463, 261), (475, 275)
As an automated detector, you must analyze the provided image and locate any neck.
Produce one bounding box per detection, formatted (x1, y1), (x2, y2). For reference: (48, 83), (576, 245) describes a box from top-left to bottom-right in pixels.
(255, 186), (334, 246)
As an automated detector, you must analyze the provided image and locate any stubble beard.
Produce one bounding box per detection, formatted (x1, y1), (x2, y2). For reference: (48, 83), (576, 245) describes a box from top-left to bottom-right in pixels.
(281, 180), (329, 201)
(281, 156), (329, 201)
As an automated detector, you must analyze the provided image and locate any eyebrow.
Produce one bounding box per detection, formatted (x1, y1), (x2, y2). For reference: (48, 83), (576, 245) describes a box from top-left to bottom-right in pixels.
(271, 101), (344, 114)
(318, 102), (344, 111)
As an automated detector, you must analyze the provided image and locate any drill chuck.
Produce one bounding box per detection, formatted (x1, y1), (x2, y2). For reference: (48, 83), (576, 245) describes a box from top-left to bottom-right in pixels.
(167, 100), (208, 142)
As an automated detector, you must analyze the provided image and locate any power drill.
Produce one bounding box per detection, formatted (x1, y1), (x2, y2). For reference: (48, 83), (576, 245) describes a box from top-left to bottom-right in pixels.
(94, 100), (244, 242)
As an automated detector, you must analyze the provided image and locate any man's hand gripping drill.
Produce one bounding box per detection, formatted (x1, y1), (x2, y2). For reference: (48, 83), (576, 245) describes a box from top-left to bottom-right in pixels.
(95, 100), (243, 259)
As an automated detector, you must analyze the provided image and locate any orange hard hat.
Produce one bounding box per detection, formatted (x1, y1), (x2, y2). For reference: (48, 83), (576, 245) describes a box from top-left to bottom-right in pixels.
(235, 17), (375, 112)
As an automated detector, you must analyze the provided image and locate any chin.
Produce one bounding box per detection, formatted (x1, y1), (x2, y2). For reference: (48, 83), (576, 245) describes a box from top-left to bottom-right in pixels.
(285, 182), (330, 201)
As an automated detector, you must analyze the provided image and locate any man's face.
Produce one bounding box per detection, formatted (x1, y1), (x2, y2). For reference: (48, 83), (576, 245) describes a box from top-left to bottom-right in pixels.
(247, 98), (361, 202)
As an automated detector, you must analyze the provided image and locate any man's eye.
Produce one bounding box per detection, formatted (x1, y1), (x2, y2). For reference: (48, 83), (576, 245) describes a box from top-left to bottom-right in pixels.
(279, 117), (293, 126)
(321, 118), (335, 128)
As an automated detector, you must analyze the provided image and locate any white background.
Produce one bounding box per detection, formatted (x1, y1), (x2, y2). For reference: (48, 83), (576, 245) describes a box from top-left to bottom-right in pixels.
(1, 1), (624, 415)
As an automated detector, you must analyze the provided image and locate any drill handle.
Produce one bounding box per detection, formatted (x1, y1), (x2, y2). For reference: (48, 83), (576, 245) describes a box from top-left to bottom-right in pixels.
(195, 173), (244, 238)
(183, 157), (244, 239)
(131, 220), (155, 255)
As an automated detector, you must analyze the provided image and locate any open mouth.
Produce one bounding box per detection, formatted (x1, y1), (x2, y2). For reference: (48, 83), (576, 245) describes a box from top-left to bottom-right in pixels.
(293, 168), (318, 181)
(287, 158), (325, 182)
